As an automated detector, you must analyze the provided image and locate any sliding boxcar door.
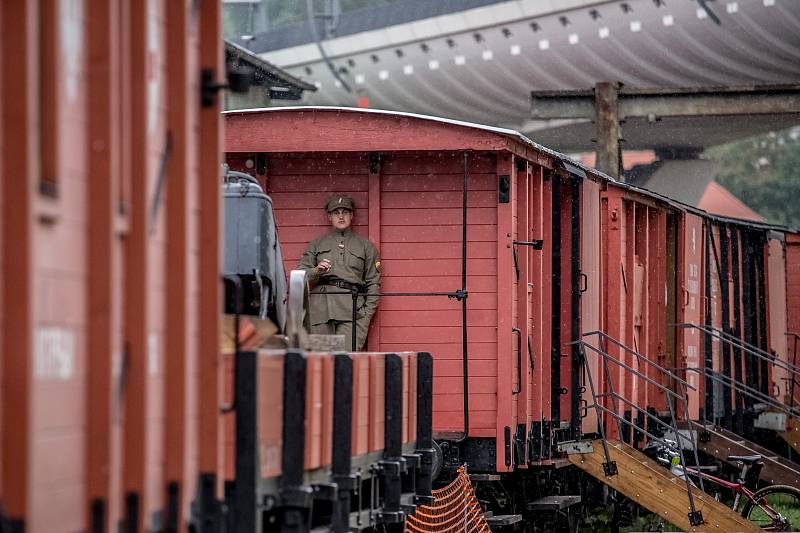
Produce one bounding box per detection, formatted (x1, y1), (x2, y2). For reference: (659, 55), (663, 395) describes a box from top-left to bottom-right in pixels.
(680, 214), (704, 419)
(580, 179), (601, 434)
(767, 234), (789, 403)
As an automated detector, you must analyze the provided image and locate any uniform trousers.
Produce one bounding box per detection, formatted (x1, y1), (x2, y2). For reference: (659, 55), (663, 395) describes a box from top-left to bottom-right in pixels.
(310, 319), (369, 351)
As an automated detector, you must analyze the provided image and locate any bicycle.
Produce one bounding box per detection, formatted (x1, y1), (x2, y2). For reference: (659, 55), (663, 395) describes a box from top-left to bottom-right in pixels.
(643, 439), (800, 531)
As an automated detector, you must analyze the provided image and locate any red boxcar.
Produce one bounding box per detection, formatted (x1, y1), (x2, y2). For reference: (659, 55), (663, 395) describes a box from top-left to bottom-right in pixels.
(224, 106), (800, 481)
(224, 107), (603, 472)
(0, 2), (224, 531)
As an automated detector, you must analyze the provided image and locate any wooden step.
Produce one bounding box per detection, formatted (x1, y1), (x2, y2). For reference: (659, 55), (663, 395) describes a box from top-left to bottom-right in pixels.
(527, 495), (581, 511)
(565, 439), (760, 532)
(686, 422), (800, 488)
(780, 417), (800, 455)
(484, 514), (522, 528)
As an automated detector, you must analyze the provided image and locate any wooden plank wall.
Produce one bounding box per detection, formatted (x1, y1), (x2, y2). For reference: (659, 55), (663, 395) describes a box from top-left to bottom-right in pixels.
(0, 1), (222, 531)
(255, 152), (500, 438)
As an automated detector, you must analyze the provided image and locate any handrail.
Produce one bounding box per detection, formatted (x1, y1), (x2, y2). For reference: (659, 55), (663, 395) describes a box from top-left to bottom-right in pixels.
(685, 367), (799, 419)
(786, 332), (800, 412)
(582, 330), (694, 390)
(677, 323), (800, 377)
(577, 331), (706, 502)
(578, 341), (693, 399)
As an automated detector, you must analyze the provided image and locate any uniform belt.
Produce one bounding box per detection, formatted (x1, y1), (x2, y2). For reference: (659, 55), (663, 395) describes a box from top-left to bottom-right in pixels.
(319, 278), (366, 292)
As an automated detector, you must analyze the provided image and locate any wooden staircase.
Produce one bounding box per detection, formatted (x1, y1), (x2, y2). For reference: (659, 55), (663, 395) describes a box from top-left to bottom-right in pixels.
(686, 422), (800, 488)
(563, 439), (761, 532)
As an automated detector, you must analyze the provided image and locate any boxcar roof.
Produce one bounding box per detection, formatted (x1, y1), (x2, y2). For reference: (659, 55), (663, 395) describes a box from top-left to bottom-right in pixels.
(224, 106), (793, 233)
(224, 105), (602, 177)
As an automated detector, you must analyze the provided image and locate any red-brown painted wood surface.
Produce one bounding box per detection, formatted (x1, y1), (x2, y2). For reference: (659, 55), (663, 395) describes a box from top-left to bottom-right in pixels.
(1, 1), (35, 526)
(540, 175), (554, 428)
(786, 234), (800, 405)
(515, 162), (531, 464)
(581, 179), (603, 434)
(164, 0), (201, 524)
(86, 0), (125, 528)
(0, 1), (223, 530)
(230, 149), (503, 440)
(767, 237), (789, 403)
(679, 213), (705, 418)
(601, 189), (625, 440)
(495, 154), (516, 471)
(258, 356), (284, 478)
(198, 0), (224, 501)
(225, 109), (512, 155)
(557, 177), (575, 425)
(646, 208), (668, 414)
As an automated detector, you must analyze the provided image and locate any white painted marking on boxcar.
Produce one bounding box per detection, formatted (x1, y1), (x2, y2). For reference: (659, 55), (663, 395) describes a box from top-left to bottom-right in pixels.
(148, 333), (160, 376)
(62, 0), (83, 103)
(35, 326), (75, 381)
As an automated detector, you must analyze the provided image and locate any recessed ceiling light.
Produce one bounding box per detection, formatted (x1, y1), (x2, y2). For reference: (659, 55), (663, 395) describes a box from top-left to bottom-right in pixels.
(354, 74), (365, 84)
(538, 39), (550, 50)
(428, 59), (440, 70)
(403, 65), (414, 75)
(726, 2), (739, 13)
(378, 70), (389, 80)
(630, 20), (642, 31)
(482, 49), (494, 60)
(598, 27), (610, 38)
(662, 14), (674, 26)
(568, 33), (579, 44)
(764, 0), (775, 6)
(454, 55), (466, 65)
(510, 44), (521, 55)
(696, 7), (708, 18)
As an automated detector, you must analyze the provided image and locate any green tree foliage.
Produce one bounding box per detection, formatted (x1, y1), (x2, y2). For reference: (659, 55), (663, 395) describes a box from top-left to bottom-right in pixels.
(267, 0), (391, 29)
(224, 0), (391, 39)
(706, 128), (800, 228)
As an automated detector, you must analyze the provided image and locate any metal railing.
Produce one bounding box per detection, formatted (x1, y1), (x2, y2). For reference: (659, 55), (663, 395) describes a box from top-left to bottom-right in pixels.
(575, 330), (706, 521)
(676, 323), (800, 423)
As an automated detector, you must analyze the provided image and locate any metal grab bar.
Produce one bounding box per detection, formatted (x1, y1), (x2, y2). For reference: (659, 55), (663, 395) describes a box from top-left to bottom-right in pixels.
(512, 328), (522, 395)
(786, 332), (800, 412)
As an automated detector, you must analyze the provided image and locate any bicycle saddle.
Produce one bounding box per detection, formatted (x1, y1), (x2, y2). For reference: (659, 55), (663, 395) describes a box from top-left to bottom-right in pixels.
(727, 454), (762, 464)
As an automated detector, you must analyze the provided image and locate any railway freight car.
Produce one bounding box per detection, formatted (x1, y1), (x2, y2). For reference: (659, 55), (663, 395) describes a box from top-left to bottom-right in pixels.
(219, 171), (436, 532)
(0, 2), (227, 532)
(0, 3), (438, 533)
(224, 106), (800, 530)
(224, 107), (602, 489)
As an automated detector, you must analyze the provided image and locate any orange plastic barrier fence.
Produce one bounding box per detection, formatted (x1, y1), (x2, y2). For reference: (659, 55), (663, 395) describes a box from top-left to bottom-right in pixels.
(406, 467), (491, 533)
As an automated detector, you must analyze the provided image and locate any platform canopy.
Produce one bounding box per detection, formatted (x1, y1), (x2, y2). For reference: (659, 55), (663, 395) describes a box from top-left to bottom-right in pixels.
(242, 0), (800, 150)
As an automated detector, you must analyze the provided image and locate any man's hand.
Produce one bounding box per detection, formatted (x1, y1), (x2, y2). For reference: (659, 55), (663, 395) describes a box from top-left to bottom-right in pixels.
(316, 258), (332, 274)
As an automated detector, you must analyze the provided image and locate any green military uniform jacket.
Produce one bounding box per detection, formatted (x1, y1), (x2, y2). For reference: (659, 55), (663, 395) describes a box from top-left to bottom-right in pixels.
(298, 229), (381, 326)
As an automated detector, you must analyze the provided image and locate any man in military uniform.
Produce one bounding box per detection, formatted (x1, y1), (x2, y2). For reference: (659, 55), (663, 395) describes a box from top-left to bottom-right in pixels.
(298, 195), (381, 350)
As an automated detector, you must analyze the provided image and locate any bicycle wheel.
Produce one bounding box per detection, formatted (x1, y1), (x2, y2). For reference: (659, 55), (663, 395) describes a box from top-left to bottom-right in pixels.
(741, 484), (800, 531)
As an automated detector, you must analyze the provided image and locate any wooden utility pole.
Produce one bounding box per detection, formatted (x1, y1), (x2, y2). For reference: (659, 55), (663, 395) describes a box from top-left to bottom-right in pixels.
(594, 82), (622, 179)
